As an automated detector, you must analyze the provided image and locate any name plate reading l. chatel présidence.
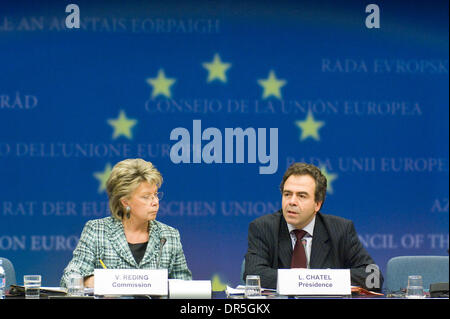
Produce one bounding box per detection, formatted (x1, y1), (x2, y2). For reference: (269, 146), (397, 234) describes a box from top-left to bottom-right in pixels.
(94, 269), (168, 296)
(277, 269), (351, 296)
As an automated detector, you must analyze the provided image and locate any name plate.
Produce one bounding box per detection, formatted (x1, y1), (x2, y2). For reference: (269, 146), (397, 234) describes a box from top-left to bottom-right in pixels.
(169, 280), (212, 299)
(277, 269), (351, 296)
(94, 269), (168, 296)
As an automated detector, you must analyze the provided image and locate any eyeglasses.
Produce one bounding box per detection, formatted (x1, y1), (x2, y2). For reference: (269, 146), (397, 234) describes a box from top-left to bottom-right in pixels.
(143, 192), (164, 201)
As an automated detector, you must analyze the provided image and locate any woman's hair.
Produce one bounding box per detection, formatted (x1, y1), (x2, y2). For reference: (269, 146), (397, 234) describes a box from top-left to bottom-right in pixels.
(106, 158), (163, 220)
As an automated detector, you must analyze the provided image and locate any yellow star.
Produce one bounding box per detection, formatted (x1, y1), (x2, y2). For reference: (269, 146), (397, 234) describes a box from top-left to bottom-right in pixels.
(146, 69), (176, 98)
(93, 162), (112, 193)
(319, 165), (338, 194)
(257, 70), (286, 99)
(202, 53), (231, 83)
(107, 110), (137, 140)
(295, 111), (325, 141)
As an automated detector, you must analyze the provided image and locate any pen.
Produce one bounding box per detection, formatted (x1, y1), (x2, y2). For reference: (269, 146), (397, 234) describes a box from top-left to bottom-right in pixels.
(99, 259), (107, 269)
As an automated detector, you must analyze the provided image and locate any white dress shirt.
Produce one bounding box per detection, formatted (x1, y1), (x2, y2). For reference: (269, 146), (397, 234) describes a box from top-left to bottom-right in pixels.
(286, 215), (316, 268)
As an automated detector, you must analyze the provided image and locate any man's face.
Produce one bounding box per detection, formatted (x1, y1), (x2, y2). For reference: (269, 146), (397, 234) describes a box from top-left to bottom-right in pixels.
(282, 174), (322, 229)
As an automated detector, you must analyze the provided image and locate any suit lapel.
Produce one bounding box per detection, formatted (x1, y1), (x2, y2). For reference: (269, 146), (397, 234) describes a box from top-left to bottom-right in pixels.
(140, 220), (162, 267)
(277, 214), (293, 269)
(106, 217), (138, 267)
(310, 213), (331, 268)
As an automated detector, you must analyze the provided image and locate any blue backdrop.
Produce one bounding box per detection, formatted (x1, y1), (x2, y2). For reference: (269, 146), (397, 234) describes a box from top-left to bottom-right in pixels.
(0, 0), (448, 288)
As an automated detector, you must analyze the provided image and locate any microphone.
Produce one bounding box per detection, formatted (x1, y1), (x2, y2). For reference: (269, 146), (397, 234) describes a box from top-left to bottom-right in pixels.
(156, 238), (167, 269)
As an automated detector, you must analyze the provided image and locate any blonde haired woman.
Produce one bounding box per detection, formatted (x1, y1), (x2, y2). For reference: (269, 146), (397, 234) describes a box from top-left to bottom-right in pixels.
(61, 159), (191, 288)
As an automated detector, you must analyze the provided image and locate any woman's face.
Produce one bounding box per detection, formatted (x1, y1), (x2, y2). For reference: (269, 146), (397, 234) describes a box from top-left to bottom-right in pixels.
(121, 181), (159, 222)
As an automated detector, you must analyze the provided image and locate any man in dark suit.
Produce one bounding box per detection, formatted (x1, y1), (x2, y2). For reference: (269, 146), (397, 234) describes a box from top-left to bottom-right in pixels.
(244, 162), (383, 291)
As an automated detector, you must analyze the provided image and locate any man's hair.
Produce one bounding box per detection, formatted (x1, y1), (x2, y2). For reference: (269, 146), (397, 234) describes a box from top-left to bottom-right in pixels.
(279, 162), (327, 204)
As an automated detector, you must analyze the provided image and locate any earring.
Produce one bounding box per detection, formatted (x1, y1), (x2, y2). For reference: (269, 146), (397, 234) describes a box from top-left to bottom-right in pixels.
(126, 206), (131, 219)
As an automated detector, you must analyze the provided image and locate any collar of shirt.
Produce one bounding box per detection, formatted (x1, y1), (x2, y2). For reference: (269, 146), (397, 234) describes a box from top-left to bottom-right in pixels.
(286, 215), (316, 238)
(286, 215), (316, 268)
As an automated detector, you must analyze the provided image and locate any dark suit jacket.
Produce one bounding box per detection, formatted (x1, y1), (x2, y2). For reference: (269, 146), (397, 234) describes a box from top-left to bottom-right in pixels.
(244, 210), (383, 291)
